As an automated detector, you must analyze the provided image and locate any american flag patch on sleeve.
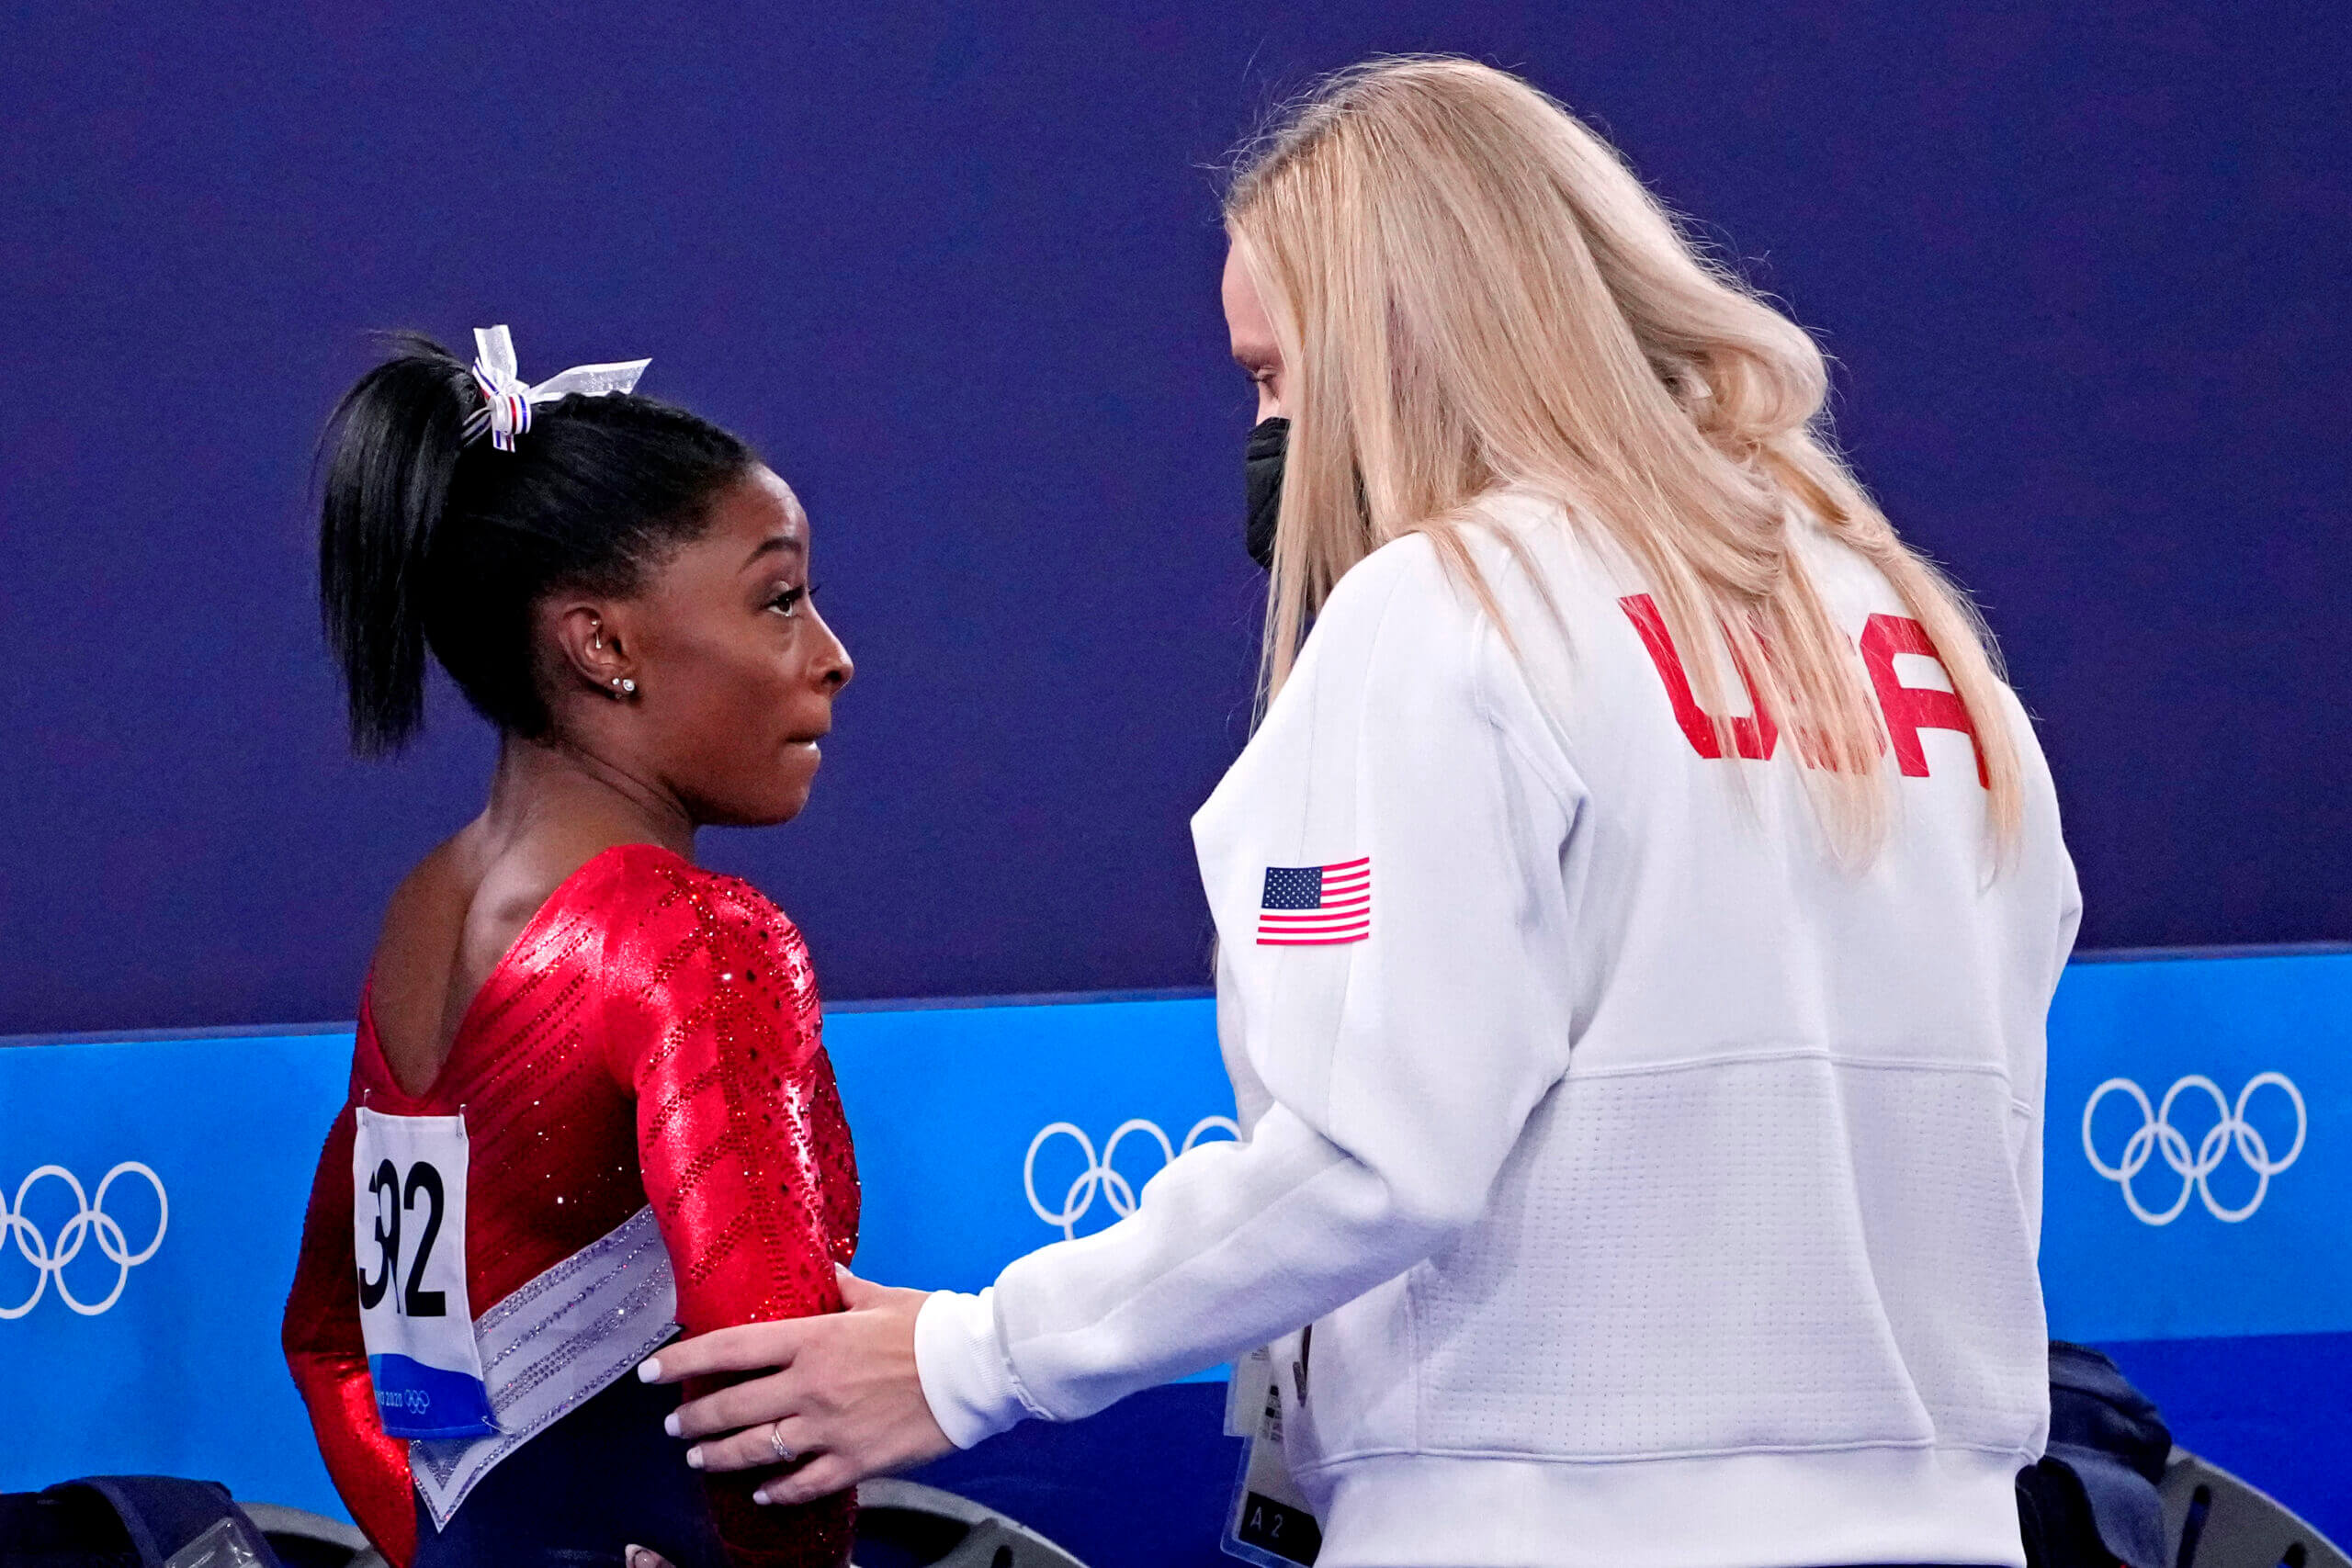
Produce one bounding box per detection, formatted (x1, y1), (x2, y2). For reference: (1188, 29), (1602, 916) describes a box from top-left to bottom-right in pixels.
(1256, 857), (1372, 945)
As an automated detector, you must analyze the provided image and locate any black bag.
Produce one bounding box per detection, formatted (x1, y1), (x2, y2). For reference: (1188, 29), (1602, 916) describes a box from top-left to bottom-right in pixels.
(0, 1476), (285, 1568)
(2018, 1342), (2173, 1568)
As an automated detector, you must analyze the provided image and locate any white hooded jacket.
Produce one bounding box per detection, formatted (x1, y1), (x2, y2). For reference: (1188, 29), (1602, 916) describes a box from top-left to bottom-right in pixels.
(915, 490), (2080, 1568)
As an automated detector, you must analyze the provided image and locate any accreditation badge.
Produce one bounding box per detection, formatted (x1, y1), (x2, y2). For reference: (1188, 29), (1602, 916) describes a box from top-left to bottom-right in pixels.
(1220, 1345), (1322, 1567)
(350, 1108), (498, 1439)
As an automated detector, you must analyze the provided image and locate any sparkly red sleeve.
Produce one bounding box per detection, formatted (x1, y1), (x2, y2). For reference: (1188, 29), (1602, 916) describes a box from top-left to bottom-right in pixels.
(281, 1101), (418, 1568)
(605, 857), (860, 1568)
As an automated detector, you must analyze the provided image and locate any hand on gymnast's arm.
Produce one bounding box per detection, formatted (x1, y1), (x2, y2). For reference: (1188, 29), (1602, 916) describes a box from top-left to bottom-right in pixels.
(638, 1266), (955, 1510)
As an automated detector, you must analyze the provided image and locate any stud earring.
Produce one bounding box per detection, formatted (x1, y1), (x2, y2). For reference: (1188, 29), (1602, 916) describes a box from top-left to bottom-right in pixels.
(608, 677), (637, 699)
(622, 678), (637, 694)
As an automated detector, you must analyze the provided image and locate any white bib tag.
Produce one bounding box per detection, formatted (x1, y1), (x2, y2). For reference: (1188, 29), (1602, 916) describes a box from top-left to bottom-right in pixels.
(1221, 1344), (1322, 1566)
(351, 1108), (498, 1439)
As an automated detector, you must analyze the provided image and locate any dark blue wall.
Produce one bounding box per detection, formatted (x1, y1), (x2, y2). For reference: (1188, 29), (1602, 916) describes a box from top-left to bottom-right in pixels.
(2, 2), (2345, 1035)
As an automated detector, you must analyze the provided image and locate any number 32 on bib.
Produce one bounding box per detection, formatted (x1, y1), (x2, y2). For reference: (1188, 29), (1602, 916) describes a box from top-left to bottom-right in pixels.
(351, 1108), (498, 1439)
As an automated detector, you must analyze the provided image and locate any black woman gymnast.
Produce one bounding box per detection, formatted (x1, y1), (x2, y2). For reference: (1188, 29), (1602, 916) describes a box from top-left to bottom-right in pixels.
(283, 327), (859, 1568)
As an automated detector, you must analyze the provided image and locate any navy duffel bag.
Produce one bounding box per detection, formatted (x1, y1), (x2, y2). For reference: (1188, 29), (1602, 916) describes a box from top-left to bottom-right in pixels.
(0, 1475), (285, 1568)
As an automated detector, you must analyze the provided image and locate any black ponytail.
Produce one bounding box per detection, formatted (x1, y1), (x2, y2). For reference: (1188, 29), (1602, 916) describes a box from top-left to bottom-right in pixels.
(319, 335), (470, 753)
(318, 333), (755, 754)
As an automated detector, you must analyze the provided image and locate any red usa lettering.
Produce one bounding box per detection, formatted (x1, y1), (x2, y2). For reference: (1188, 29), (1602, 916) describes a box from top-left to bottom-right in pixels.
(1619, 594), (1986, 787)
(1619, 592), (1778, 761)
(1856, 611), (1989, 785)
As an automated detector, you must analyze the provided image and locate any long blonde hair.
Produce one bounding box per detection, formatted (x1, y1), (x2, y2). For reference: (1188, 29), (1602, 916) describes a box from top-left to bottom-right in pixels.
(1226, 57), (2021, 864)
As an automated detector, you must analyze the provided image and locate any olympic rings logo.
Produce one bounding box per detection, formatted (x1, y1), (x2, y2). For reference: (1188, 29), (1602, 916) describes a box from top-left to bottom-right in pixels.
(1025, 1117), (1241, 1239)
(1, 1163), (169, 1317)
(2082, 1075), (2306, 1225)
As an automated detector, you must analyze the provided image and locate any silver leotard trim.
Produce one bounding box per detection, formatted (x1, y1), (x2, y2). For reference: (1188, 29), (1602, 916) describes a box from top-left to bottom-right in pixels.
(409, 1205), (679, 1529)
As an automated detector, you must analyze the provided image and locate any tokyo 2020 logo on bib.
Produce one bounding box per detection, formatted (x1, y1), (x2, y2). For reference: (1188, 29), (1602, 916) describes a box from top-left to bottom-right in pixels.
(1025, 1117), (1242, 1239)
(0, 1162), (168, 1317)
(2082, 1073), (2306, 1224)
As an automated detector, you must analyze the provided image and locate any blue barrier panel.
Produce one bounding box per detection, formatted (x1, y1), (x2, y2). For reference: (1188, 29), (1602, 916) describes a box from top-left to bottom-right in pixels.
(0, 1001), (1244, 1519)
(827, 995), (1235, 1292)
(0, 1032), (352, 1512)
(0, 950), (2343, 1538)
(2044, 951), (2349, 1342)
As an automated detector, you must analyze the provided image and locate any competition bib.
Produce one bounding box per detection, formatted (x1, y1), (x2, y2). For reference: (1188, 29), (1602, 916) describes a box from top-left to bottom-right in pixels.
(351, 1109), (498, 1439)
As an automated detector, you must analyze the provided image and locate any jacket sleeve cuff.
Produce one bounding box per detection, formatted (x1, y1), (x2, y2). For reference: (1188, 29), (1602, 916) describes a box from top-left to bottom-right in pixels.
(913, 1287), (1031, 1450)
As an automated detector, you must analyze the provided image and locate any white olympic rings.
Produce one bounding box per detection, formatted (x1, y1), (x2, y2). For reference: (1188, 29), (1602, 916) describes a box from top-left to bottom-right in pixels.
(2082, 1074), (2305, 1225)
(0, 1162), (169, 1317)
(1025, 1117), (1242, 1239)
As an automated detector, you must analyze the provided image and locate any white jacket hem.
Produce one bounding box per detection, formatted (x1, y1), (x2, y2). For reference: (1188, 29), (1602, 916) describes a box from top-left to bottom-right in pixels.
(1308, 1445), (2030, 1568)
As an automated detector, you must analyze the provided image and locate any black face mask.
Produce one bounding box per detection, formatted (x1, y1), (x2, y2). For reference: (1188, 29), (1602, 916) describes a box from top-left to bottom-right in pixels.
(1245, 416), (1289, 570)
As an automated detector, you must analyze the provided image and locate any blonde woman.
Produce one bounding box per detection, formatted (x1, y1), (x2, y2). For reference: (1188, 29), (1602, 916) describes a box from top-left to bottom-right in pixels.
(641, 57), (2079, 1568)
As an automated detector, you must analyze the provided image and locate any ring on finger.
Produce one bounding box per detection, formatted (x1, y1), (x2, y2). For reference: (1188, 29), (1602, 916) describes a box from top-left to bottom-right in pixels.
(768, 1420), (794, 1463)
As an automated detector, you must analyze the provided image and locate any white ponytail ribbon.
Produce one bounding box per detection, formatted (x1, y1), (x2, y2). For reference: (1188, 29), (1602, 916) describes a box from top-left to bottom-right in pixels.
(464, 325), (650, 452)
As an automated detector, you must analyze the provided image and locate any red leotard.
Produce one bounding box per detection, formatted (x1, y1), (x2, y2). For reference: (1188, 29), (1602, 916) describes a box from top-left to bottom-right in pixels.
(282, 844), (859, 1568)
